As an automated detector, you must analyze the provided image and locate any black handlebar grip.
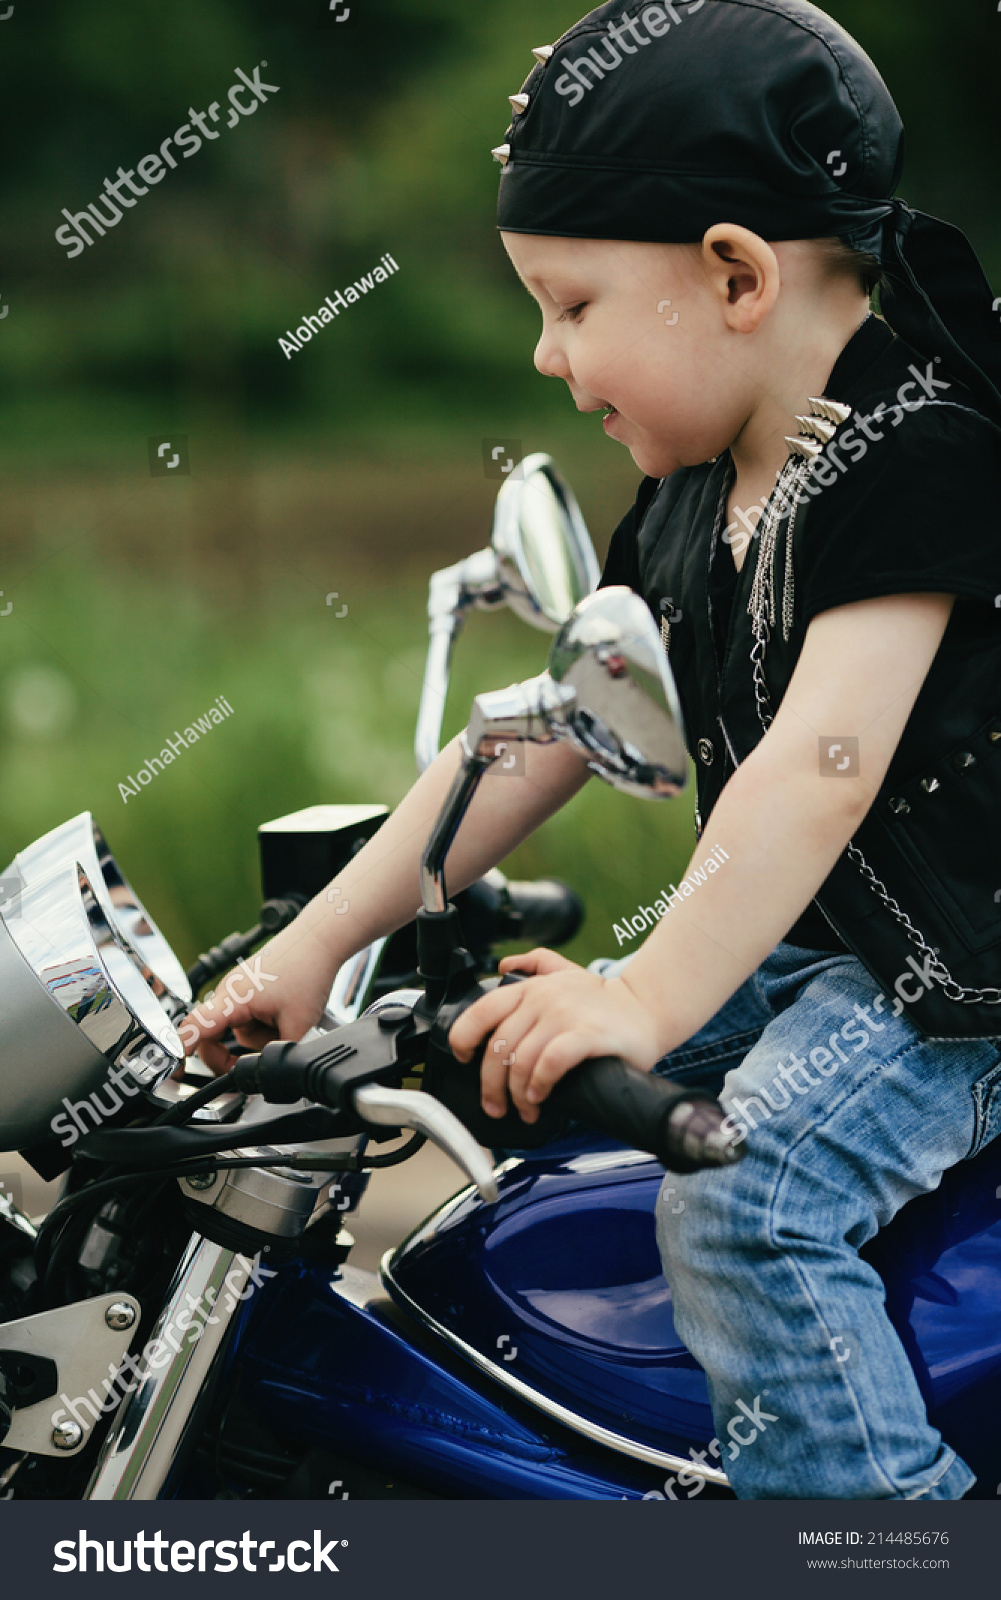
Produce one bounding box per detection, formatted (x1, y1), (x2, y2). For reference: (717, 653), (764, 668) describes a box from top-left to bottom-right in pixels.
(502, 879), (584, 948)
(550, 1059), (744, 1174)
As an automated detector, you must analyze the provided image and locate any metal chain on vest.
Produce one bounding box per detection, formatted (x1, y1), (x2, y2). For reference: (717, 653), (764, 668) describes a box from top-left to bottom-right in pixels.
(747, 456), (811, 732)
(746, 460), (1001, 1007)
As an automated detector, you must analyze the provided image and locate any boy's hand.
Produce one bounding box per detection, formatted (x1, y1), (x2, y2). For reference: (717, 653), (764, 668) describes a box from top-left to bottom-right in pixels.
(448, 948), (662, 1123)
(178, 922), (339, 1073)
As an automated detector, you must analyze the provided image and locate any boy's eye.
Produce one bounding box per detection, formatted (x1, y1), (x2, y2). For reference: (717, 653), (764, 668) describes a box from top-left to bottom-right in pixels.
(557, 302), (587, 323)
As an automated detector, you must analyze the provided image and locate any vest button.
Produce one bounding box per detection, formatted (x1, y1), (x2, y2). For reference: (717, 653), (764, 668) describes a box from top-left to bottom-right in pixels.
(697, 738), (714, 766)
(889, 797), (911, 815)
(953, 751), (976, 771)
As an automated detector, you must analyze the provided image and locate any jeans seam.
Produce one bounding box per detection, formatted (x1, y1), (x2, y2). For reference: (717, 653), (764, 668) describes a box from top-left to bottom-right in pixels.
(777, 1241), (899, 1497)
(662, 1025), (766, 1071)
(762, 1034), (939, 1499)
(903, 1447), (960, 1500)
(968, 1051), (1001, 1159)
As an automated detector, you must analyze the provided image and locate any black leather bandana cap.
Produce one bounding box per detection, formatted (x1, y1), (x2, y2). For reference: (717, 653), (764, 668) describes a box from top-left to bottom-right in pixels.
(495, 0), (1001, 423)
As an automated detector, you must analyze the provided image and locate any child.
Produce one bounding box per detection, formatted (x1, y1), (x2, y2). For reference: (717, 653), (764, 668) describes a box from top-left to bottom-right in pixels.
(187, 1), (1001, 1498)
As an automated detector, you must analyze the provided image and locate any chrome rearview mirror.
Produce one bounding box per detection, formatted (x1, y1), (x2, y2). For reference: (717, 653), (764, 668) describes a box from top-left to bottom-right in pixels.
(420, 588), (688, 913)
(546, 586), (688, 799)
(415, 453), (600, 773)
(5, 812), (191, 1012)
(490, 453), (600, 630)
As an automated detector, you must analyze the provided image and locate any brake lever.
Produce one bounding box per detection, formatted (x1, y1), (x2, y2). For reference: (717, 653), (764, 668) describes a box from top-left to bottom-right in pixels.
(353, 1086), (499, 1202)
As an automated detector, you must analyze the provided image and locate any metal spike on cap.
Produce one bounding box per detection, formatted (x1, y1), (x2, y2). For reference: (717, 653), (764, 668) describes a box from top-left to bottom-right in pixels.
(785, 435), (824, 461)
(808, 396), (853, 425)
(491, 143), (511, 166)
(795, 414), (837, 445)
(532, 45), (555, 64)
(508, 93), (530, 113)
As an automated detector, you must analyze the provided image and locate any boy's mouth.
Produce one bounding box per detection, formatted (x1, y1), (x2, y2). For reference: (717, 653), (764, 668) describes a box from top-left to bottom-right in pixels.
(601, 402), (620, 435)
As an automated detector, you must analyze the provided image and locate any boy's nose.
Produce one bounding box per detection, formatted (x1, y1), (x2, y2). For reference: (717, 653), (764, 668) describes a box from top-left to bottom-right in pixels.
(534, 329), (571, 381)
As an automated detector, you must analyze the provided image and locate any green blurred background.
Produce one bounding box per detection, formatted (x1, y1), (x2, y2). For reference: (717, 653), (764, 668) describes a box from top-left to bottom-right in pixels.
(1, 0), (998, 971)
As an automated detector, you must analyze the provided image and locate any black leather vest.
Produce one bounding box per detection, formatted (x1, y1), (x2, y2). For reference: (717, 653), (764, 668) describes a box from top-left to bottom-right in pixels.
(635, 422), (1001, 1043)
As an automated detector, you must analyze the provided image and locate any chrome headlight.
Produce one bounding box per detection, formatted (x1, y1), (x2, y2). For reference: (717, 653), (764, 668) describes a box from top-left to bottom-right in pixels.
(0, 863), (182, 1152)
(5, 811), (191, 1011)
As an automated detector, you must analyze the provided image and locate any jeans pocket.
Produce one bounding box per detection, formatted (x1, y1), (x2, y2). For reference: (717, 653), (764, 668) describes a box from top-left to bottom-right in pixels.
(968, 1055), (1001, 1159)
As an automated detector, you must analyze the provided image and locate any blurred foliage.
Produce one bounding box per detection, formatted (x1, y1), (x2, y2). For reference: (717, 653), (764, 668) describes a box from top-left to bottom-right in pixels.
(0, 560), (698, 966)
(0, 1), (998, 968)
(0, 0), (998, 459)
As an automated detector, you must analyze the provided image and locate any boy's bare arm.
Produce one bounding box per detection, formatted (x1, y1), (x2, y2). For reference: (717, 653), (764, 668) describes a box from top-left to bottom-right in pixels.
(183, 737), (592, 1065)
(619, 589), (956, 1043)
(451, 592), (955, 1119)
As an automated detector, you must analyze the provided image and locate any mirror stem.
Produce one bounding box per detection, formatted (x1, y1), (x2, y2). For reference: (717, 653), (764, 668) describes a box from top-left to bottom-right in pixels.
(419, 748), (493, 914)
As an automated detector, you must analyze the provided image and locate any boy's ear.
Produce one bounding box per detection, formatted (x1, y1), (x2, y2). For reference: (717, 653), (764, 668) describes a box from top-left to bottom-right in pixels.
(701, 225), (780, 332)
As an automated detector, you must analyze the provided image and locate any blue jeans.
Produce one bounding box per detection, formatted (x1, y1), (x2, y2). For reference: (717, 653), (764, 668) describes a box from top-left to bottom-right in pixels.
(645, 941), (1001, 1500)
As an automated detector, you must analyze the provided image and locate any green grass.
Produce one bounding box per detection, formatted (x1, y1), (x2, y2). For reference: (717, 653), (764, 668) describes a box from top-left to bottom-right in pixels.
(0, 559), (698, 973)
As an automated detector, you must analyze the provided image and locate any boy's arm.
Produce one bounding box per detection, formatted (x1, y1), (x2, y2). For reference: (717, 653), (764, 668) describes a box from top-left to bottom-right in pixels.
(451, 592), (955, 1120)
(622, 589), (955, 1039)
(183, 737), (592, 1066)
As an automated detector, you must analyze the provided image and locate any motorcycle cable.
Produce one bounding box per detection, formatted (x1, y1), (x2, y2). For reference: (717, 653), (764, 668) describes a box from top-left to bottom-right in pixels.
(185, 895), (306, 998)
(151, 1067), (239, 1126)
(36, 1138), (430, 1240)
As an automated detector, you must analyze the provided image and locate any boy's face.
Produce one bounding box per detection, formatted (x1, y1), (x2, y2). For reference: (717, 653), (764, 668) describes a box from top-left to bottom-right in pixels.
(500, 232), (759, 479)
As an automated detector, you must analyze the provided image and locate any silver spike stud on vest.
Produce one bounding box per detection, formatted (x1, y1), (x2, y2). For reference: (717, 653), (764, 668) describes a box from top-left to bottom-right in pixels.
(508, 93), (530, 113)
(808, 397), (853, 426)
(784, 433), (825, 460)
(795, 414), (838, 445)
(785, 395), (852, 460)
(491, 143), (511, 166)
(532, 45), (554, 64)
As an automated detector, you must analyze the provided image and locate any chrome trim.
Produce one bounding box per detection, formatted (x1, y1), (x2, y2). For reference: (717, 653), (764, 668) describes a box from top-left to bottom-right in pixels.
(322, 936), (388, 1026)
(379, 1244), (730, 1489)
(5, 862), (181, 1078)
(2, 1292), (142, 1458)
(85, 1235), (247, 1500)
(414, 455), (600, 774)
(8, 811), (191, 1008)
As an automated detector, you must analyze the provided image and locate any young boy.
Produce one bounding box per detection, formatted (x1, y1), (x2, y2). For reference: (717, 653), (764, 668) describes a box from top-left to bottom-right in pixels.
(187, 1), (1001, 1498)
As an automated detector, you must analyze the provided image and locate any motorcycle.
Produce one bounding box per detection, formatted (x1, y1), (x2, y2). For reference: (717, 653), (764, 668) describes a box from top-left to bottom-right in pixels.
(0, 456), (999, 1503)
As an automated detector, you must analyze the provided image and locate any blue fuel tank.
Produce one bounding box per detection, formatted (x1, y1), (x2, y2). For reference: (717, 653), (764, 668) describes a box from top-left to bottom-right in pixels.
(231, 1132), (1001, 1497)
(383, 1133), (1001, 1496)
